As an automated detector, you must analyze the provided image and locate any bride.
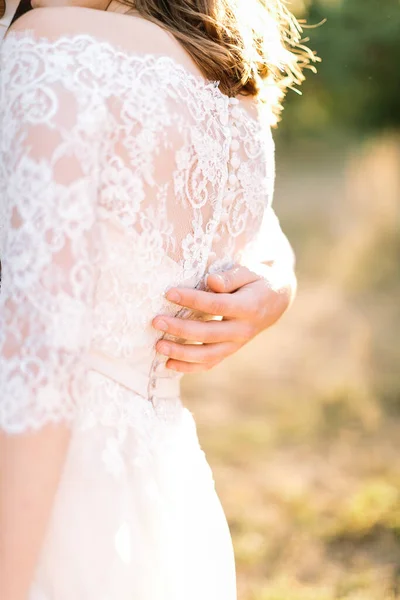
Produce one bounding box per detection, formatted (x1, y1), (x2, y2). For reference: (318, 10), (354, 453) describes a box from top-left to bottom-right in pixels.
(0, 1), (311, 598)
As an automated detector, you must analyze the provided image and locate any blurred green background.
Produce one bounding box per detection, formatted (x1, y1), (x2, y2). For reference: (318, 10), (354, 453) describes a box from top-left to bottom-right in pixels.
(184, 1), (400, 599)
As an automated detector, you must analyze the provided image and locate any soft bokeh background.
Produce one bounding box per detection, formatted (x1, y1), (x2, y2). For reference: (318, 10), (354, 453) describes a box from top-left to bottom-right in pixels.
(183, 1), (400, 598)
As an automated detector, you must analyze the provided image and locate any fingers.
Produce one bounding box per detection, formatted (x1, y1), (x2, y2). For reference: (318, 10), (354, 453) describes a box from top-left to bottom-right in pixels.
(156, 339), (237, 364)
(152, 315), (253, 344)
(165, 287), (256, 319)
(165, 359), (220, 373)
(207, 265), (261, 293)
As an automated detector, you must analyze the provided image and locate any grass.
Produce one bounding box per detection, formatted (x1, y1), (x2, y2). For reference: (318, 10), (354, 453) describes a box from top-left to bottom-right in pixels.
(182, 133), (400, 600)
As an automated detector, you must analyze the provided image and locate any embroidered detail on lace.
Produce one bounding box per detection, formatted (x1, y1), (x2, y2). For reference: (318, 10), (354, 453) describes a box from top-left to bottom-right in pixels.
(0, 33), (275, 433)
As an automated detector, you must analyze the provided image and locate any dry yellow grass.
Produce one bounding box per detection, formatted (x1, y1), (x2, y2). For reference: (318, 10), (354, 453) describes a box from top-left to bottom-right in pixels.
(183, 133), (400, 600)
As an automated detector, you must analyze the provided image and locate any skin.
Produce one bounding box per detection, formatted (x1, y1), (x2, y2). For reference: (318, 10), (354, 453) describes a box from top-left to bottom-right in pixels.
(154, 263), (296, 373)
(0, 428), (71, 600)
(0, 4), (296, 600)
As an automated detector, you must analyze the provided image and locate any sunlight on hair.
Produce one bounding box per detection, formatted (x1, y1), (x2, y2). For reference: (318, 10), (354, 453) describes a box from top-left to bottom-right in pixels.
(126, 0), (319, 124)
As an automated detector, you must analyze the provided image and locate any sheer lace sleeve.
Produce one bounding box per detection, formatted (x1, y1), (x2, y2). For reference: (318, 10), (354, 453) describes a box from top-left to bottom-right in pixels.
(0, 37), (103, 434)
(258, 206), (295, 268)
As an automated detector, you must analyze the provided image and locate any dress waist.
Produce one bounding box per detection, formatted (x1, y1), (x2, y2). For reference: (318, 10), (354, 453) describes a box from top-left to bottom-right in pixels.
(84, 350), (181, 400)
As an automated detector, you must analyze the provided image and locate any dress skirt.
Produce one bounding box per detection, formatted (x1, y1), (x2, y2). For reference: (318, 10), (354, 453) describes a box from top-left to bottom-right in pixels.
(29, 370), (237, 600)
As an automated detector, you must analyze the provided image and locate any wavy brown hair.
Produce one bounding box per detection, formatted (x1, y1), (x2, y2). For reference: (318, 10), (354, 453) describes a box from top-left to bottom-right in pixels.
(124, 0), (317, 123)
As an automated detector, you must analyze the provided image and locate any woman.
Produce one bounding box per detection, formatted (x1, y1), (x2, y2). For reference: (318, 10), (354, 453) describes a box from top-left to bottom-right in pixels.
(0, 1), (312, 598)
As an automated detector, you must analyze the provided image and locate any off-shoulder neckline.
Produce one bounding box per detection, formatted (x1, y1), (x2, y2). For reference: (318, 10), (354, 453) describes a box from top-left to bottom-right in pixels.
(2, 30), (268, 125)
(3, 31), (225, 96)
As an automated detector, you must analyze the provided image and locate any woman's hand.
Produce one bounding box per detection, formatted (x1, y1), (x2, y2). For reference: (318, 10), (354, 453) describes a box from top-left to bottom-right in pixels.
(153, 263), (296, 373)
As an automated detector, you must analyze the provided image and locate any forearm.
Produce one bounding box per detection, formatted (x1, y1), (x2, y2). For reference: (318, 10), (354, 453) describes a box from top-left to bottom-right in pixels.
(0, 426), (71, 600)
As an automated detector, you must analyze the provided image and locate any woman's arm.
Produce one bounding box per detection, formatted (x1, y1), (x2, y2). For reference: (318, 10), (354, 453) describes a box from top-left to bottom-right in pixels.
(0, 15), (101, 598)
(0, 428), (70, 600)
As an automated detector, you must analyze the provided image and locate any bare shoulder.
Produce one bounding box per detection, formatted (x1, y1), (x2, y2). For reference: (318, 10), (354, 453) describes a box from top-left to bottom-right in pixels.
(8, 6), (202, 77)
(9, 6), (167, 41)
(7, 6), (78, 38)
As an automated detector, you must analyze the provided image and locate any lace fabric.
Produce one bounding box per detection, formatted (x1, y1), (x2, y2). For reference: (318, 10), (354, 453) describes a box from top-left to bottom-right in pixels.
(0, 28), (295, 600)
(0, 32), (281, 434)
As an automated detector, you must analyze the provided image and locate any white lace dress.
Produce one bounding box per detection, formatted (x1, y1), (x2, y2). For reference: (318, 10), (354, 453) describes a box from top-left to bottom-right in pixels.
(0, 31), (287, 600)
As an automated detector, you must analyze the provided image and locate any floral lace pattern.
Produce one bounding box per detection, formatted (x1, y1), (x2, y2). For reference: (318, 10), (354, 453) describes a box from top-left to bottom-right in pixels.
(0, 33), (279, 434)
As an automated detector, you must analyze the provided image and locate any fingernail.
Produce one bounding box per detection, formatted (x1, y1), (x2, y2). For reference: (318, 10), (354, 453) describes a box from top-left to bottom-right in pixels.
(166, 362), (177, 371)
(155, 319), (168, 332)
(166, 290), (181, 304)
(212, 274), (225, 288)
(158, 343), (170, 356)
(214, 274), (225, 284)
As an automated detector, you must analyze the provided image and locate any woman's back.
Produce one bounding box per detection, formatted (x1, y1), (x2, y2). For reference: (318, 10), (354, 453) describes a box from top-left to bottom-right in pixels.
(1, 6), (275, 431)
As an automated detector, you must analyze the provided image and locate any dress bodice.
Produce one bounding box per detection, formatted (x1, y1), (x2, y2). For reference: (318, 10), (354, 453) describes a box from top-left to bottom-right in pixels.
(0, 32), (287, 433)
